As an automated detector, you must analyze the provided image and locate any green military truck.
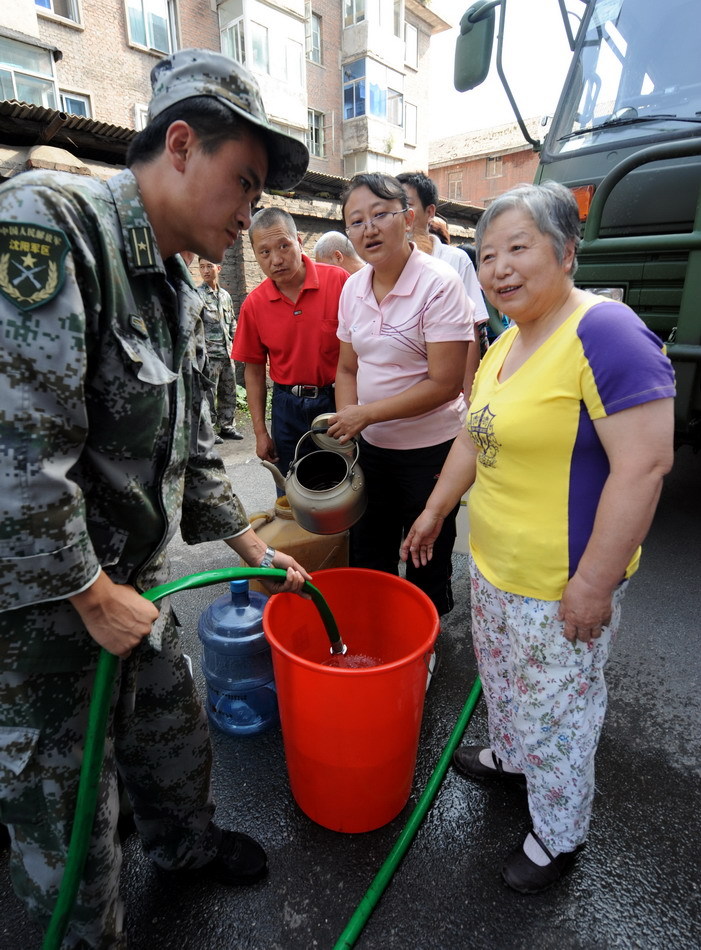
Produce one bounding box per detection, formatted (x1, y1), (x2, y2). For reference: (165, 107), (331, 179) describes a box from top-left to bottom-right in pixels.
(455, 0), (701, 449)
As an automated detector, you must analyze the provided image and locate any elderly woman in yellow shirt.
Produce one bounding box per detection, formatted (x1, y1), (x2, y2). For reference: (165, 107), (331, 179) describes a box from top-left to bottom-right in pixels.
(402, 181), (675, 894)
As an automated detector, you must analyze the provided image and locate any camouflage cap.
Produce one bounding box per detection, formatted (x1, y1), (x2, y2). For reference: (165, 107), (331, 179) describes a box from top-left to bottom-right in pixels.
(148, 49), (309, 191)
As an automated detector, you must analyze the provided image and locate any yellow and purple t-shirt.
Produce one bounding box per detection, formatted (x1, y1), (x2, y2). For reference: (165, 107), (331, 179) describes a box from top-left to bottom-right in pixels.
(467, 298), (676, 600)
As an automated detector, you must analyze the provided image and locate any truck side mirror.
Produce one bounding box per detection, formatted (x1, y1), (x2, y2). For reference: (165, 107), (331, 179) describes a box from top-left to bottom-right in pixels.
(454, 1), (497, 92)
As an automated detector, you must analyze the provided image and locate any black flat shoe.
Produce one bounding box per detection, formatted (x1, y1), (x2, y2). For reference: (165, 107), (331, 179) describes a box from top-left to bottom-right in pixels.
(452, 746), (527, 786)
(502, 830), (584, 894)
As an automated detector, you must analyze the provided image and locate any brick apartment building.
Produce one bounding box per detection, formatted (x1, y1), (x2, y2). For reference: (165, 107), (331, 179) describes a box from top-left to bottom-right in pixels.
(1, 0), (220, 130)
(0, 0), (481, 303)
(429, 117), (542, 209)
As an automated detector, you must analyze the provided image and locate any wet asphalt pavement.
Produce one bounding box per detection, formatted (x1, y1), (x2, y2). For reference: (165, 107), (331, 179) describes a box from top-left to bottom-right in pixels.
(1, 434), (699, 950)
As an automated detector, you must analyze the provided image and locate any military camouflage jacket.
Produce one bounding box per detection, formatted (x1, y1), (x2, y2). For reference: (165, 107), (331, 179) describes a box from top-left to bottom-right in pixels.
(197, 281), (236, 360)
(0, 168), (248, 669)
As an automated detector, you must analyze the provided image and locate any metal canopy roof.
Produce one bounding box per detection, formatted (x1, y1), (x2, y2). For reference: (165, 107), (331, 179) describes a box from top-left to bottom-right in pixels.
(0, 100), (134, 163)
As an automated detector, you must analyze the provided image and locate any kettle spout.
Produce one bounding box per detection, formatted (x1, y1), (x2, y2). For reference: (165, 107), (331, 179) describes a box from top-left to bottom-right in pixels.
(260, 459), (286, 492)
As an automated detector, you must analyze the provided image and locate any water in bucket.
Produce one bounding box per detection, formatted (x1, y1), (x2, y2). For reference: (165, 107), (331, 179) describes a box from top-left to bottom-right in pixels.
(322, 652), (383, 669)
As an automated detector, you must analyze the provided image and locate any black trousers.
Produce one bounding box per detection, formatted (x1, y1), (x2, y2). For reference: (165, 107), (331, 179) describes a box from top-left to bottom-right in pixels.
(350, 436), (459, 616)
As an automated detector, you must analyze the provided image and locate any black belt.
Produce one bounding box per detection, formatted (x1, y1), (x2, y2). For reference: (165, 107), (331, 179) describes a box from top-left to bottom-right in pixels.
(274, 383), (334, 398)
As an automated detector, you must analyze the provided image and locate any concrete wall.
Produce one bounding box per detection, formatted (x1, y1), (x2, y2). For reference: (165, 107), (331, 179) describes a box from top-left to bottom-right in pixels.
(4, 0), (41, 37)
(305, 0), (343, 178)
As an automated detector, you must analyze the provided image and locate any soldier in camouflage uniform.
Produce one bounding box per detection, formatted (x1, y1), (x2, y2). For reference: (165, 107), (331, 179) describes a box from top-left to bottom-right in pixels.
(197, 258), (243, 441)
(0, 49), (309, 948)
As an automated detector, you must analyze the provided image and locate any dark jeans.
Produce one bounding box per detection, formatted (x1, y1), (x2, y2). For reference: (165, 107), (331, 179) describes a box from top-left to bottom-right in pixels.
(270, 384), (335, 487)
(350, 436), (459, 616)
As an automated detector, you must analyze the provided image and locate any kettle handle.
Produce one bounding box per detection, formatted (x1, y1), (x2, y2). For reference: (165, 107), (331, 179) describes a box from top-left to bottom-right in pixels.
(348, 437), (361, 475)
(289, 429), (360, 474)
(289, 429), (314, 470)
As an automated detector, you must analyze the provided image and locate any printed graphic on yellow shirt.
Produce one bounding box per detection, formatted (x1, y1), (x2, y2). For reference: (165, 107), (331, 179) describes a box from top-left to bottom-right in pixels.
(468, 403), (500, 467)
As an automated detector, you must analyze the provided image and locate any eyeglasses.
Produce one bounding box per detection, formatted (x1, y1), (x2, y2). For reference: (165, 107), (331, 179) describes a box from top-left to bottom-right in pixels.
(344, 210), (407, 236)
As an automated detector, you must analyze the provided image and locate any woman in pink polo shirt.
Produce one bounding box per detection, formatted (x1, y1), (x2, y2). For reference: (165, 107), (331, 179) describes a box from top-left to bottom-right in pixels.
(327, 172), (475, 617)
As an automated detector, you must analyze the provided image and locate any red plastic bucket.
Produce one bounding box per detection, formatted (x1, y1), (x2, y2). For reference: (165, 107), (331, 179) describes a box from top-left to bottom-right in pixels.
(263, 568), (439, 832)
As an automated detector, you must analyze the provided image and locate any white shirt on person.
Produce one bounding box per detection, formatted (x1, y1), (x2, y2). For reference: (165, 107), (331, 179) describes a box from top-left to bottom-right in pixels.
(430, 234), (489, 325)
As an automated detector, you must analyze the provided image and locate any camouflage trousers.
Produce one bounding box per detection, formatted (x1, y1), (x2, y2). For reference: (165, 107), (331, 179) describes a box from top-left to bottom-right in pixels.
(207, 355), (237, 429)
(0, 611), (219, 949)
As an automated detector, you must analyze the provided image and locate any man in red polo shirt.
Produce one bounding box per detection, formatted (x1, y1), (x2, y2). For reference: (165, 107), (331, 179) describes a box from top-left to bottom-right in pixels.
(233, 207), (348, 482)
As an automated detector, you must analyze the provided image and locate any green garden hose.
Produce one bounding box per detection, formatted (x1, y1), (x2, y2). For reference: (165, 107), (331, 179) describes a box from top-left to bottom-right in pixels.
(41, 647), (120, 950)
(42, 566), (342, 950)
(332, 676), (483, 950)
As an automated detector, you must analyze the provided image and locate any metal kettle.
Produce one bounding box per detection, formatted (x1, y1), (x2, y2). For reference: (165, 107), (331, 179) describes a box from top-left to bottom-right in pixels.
(283, 414), (367, 536)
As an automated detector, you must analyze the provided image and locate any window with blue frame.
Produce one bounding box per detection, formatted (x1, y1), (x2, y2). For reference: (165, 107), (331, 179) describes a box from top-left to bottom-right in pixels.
(343, 58), (403, 124)
(343, 59), (366, 118)
(60, 91), (90, 116)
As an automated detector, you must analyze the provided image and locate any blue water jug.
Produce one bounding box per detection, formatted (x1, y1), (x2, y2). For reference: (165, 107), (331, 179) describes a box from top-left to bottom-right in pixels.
(197, 579), (278, 736)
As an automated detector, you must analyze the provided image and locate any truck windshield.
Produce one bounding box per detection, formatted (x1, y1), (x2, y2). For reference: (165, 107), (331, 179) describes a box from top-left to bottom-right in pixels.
(547, 0), (701, 157)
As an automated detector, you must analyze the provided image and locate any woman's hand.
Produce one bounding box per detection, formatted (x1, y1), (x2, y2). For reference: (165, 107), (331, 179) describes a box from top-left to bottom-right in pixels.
(400, 510), (445, 568)
(326, 405), (370, 444)
(557, 572), (613, 643)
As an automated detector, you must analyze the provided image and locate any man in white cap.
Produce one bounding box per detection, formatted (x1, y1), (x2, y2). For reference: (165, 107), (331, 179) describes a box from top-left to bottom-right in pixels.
(0, 49), (309, 947)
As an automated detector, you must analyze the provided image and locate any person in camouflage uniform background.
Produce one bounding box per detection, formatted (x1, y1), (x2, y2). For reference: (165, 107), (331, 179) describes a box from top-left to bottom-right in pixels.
(197, 257), (243, 441)
(0, 49), (309, 948)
